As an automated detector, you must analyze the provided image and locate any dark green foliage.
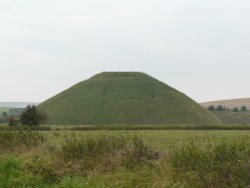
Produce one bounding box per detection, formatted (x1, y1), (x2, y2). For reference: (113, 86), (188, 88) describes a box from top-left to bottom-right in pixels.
(20, 105), (47, 126)
(39, 72), (221, 125)
(208, 105), (215, 111)
(170, 141), (250, 187)
(241, 105), (247, 112)
(233, 107), (239, 112)
(2, 112), (8, 118)
(216, 105), (226, 111)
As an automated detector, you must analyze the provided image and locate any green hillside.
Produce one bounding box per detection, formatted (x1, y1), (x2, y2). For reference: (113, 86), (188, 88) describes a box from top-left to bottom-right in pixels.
(39, 72), (221, 125)
(213, 111), (250, 125)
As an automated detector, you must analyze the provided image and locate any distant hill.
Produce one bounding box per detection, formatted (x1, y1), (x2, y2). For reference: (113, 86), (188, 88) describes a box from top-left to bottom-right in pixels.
(200, 98), (250, 125)
(200, 98), (250, 109)
(0, 102), (38, 108)
(39, 72), (221, 125)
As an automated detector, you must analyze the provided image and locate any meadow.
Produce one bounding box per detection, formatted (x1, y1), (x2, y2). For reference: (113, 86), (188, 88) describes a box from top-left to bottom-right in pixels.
(0, 129), (249, 188)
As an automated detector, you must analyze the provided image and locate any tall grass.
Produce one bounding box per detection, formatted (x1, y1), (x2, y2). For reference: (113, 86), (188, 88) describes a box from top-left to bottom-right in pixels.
(170, 141), (250, 187)
(0, 131), (249, 187)
(61, 134), (128, 160)
(68, 124), (250, 131)
(0, 131), (46, 151)
(61, 134), (157, 172)
(0, 125), (51, 131)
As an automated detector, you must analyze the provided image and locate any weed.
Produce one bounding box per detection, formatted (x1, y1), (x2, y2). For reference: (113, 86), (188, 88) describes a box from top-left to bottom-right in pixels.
(0, 131), (46, 151)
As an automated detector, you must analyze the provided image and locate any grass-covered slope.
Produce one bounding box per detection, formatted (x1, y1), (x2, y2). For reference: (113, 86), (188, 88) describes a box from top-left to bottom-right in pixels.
(213, 111), (250, 125)
(39, 72), (221, 125)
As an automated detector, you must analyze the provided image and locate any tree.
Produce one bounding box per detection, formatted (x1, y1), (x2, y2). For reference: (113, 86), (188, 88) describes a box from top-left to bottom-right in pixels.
(216, 105), (224, 111)
(208, 106), (215, 111)
(233, 107), (239, 112)
(2, 112), (8, 118)
(20, 105), (47, 126)
(8, 116), (19, 126)
(241, 106), (247, 112)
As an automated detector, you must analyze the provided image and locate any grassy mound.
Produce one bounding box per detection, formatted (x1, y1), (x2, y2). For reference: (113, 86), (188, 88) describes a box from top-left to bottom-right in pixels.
(39, 72), (221, 125)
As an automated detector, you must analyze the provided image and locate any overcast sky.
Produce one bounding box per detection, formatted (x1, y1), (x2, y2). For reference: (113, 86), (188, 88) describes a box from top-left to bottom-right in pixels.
(1, 0), (250, 103)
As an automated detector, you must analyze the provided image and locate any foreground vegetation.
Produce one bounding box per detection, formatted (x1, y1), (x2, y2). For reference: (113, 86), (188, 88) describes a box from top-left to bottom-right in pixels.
(0, 130), (249, 187)
(1, 124), (250, 131)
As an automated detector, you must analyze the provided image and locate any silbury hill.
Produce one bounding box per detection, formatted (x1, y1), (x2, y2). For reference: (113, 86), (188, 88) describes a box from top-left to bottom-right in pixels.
(39, 72), (221, 125)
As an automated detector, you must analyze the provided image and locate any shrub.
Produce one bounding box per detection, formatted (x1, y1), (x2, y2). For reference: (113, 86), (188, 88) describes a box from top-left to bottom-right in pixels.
(61, 134), (157, 173)
(61, 134), (127, 160)
(241, 106), (247, 112)
(8, 116), (19, 126)
(208, 106), (215, 111)
(233, 107), (239, 112)
(170, 141), (250, 187)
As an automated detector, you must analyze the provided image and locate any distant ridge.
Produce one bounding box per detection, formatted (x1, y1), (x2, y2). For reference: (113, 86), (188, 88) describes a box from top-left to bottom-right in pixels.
(39, 72), (221, 125)
(200, 98), (250, 109)
(0, 102), (39, 108)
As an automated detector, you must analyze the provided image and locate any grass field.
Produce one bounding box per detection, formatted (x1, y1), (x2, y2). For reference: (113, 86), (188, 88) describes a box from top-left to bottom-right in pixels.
(0, 129), (249, 187)
(45, 130), (250, 150)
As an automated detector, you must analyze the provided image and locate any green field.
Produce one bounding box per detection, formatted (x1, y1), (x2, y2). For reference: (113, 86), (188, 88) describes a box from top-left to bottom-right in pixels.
(0, 129), (249, 188)
(45, 130), (250, 150)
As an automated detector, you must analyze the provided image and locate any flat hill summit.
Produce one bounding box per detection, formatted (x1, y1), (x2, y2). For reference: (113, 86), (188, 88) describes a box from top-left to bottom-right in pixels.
(39, 72), (221, 125)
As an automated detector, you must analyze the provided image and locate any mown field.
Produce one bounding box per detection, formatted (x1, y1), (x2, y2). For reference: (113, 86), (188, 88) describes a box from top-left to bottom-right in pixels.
(0, 129), (249, 188)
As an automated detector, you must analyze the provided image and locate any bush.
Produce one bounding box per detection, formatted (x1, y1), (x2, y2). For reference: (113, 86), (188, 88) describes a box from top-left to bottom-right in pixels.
(208, 106), (215, 111)
(8, 116), (19, 127)
(170, 141), (250, 187)
(61, 134), (157, 173)
(233, 107), (239, 112)
(61, 134), (128, 160)
(241, 106), (247, 112)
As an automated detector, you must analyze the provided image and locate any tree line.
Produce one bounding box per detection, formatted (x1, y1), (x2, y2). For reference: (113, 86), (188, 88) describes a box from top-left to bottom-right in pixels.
(208, 105), (248, 112)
